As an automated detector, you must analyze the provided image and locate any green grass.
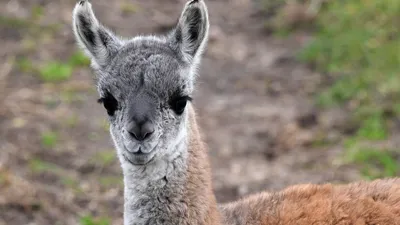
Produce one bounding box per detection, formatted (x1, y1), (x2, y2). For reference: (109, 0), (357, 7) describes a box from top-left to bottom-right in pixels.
(80, 216), (110, 225)
(61, 176), (83, 193)
(99, 176), (124, 189)
(31, 5), (44, 20)
(0, 15), (31, 28)
(298, 0), (400, 177)
(29, 158), (60, 173)
(16, 50), (91, 84)
(344, 140), (398, 179)
(68, 51), (91, 67)
(39, 62), (73, 82)
(300, 0), (400, 106)
(92, 150), (116, 167)
(356, 111), (388, 140)
(16, 58), (35, 73)
(41, 131), (58, 149)
(16, 58), (73, 83)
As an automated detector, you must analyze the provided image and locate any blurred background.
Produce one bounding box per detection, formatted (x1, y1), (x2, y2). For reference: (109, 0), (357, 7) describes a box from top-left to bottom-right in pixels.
(0, 0), (399, 224)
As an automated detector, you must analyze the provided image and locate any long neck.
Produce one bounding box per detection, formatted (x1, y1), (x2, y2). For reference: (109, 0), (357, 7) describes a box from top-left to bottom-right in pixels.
(122, 105), (221, 225)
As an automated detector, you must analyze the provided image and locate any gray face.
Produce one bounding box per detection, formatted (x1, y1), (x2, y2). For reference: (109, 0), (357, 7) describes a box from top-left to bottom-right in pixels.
(98, 41), (192, 165)
(73, 0), (209, 165)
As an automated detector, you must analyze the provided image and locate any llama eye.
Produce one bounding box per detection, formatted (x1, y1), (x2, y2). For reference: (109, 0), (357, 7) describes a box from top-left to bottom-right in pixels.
(170, 96), (192, 115)
(98, 92), (119, 116)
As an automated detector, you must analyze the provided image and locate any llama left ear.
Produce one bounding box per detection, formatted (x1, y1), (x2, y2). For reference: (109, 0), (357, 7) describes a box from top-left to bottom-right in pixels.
(72, 0), (122, 68)
(169, 0), (210, 64)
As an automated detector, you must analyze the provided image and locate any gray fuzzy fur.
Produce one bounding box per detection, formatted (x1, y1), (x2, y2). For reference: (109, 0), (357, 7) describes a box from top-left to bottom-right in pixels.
(72, 0), (209, 224)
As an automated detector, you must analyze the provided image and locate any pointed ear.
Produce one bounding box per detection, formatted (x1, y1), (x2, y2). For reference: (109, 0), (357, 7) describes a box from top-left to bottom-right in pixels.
(169, 0), (210, 64)
(72, 1), (122, 68)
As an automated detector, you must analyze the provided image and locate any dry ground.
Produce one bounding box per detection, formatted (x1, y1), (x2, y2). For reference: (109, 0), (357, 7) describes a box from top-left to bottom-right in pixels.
(0, 0), (362, 224)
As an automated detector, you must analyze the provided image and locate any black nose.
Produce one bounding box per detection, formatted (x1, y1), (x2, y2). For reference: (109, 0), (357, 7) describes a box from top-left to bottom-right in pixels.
(126, 120), (155, 141)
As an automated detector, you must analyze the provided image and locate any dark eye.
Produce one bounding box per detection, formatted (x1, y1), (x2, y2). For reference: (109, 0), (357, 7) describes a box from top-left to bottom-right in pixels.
(98, 92), (119, 116)
(170, 96), (192, 115)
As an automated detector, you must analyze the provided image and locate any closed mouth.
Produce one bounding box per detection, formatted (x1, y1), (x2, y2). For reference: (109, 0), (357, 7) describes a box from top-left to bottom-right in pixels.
(132, 147), (145, 155)
(122, 150), (155, 165)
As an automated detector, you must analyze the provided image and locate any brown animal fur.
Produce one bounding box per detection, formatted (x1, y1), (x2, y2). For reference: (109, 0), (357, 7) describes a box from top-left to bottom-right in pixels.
(187, 105), (400, 225)
(183, 105), (222, 225)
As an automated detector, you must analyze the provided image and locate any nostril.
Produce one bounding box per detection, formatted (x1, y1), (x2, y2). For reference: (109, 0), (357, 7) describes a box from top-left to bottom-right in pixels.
(126, 123), (141, 141)
(127, 121), (154, 141)
(141, 122), (155, 140)
(128, 130), (138, 140)
(142, 132), (152, 140)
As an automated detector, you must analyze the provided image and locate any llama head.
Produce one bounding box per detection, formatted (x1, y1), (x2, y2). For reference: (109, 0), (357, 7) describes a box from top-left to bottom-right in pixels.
(72, 0), (209, 166)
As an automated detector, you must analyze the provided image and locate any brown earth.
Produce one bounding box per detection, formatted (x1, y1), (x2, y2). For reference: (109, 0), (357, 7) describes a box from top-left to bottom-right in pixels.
(0, 0), (362, 224)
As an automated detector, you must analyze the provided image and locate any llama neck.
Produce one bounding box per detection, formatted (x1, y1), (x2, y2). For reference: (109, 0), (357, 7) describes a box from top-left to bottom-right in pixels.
(122, 105), (221, 225)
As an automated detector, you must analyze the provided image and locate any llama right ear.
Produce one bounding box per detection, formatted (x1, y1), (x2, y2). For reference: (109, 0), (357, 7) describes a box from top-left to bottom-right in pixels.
(72, 0), (122, 68)
(169, 0), (210, 64)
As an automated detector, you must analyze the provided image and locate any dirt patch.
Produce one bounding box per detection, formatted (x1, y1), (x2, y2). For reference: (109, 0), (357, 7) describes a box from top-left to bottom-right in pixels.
(0, 0), (361, 224)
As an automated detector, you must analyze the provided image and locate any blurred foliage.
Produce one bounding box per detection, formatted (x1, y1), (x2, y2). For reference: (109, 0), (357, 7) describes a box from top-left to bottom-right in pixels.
(80, 216), (110, 225)
(262, 0), (318, 35)
(0, 15), (31, 28)
(345, 139), (398, 179)
(91, 150), (116, 167)
(29, 158), (60, 174)
(300, 0), (400, 106)
(31, 5), (44, 20)
(68, 51), (91, 67)
(41, 131), (58, 149)
(99, 176), (124, 189)
(298, 0), (400, 178)
(15, 50), (90, 83)
(39, 62), (73, 82)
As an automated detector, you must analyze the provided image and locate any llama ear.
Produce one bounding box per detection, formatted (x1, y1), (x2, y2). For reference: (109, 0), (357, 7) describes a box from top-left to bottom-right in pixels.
(169, 0), (209, 63)
(72, 0), (122, 68)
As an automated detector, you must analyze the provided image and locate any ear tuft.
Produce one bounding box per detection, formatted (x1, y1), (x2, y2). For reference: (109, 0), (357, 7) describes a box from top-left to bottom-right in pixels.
(72, 1), (121, 68)
(169, 0), (209, 64)
(77, 13), (96, 46)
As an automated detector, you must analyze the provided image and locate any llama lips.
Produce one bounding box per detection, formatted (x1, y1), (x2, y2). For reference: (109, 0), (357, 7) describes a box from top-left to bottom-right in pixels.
(132, 147), (145, 155)
(122, 150), (155, 165)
